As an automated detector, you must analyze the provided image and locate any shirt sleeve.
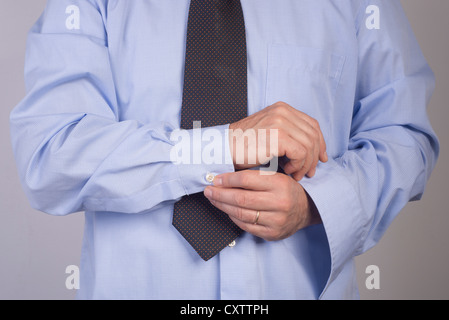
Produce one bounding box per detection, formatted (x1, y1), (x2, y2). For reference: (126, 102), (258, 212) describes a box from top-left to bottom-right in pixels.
(9, 0), (234, 216)
(300, 0), (439, 295)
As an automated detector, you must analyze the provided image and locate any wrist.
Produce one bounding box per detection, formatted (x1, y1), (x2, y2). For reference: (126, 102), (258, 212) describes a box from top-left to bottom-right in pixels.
(228, 121), (246, 170)
(304, 189), (322, 227)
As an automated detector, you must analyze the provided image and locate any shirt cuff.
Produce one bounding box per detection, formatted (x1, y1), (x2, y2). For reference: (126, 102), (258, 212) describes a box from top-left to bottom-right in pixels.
(300, 159), (367, 296)
(173, 124), (235, 195)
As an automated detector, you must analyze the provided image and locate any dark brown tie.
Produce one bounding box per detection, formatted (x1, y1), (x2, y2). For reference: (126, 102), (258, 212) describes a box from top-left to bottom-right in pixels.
(172, 0), (248, 261)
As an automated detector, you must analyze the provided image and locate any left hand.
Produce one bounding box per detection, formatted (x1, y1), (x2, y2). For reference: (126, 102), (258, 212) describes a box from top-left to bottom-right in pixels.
(204, 170), (322, 241)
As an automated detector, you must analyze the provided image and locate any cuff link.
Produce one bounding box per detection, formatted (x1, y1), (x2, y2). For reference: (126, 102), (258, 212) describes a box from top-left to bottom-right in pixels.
(205, 173), (215, 183)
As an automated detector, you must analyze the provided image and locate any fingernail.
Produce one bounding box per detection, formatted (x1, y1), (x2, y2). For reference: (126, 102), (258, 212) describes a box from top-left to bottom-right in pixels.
(204, 187), (212, 198)
(214, 177), (223, 186)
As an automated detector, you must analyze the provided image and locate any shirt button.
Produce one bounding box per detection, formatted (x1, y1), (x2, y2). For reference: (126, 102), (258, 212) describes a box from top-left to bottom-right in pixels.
(205, 173), (215, 183)
(228, 240), (236, 247)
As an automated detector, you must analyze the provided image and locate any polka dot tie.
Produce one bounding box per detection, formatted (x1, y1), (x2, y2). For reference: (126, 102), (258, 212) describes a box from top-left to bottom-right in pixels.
(172, 0), (248, 261)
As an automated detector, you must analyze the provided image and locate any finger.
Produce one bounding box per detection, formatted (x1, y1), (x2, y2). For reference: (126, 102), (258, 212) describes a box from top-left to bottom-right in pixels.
(313, 120), (328, 163)
(303, 140), (319, 178)
(285, 118), (321, 174)
(306, 166), (317, 178)
(288, 162), (308, 181)
(204, 186), (275, 211)
(298, 116), (327, 163)
(278, 107), (328, 162)
(227, 215), (279, 242)
(208, 199), (266, 226)
(272, 104), (327, 163)
(214, 170), (274, 191)
(268, 117), (318, 177)
(289, 111), (327, 163)
(282, 156), (305, 178)
(209, 200), (275, 240)
(278, 135), (316, 177)
(281, 131), (320, 179)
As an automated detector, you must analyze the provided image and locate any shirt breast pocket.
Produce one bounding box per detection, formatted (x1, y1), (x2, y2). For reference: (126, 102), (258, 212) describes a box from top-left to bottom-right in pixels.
(265, 45), (345, 122)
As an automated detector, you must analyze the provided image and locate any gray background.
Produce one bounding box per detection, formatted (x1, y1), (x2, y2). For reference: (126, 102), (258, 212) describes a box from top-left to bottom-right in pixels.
(1, 0), (448, 300)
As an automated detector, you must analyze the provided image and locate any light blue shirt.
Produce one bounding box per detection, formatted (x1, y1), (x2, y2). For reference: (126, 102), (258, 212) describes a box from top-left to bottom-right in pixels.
(10, 0), (439, 299)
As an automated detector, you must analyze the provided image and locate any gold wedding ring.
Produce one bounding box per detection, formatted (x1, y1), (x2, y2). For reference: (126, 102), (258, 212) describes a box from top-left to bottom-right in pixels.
(254, 211), (260, 225)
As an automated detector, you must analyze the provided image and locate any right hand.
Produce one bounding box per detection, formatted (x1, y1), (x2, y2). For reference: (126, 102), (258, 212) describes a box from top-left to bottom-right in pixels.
(229, 101), (328, 181)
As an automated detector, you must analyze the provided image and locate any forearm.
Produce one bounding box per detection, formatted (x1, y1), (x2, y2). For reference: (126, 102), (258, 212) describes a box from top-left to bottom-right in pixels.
(10, 0), (234, 215)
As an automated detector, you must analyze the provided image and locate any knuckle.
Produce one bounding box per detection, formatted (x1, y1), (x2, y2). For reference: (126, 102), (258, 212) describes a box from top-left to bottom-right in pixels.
(269, 114), (285, 127)
(292, 145), (306, 159)
(234, 192), (247, 207)
(213, 189), (222, 202)
(238, 173), (250, 188)
(235, 206), (245, 221)
(299, 145), (308, 157)
(272, 101), (287, 109)
(303, 136), (314, 150)
(280, 173), (293, 186)
(297, 167), (308, 179)
(272, 214), (285, 227)
(267, 228), (283, 241)
(292, 171), (304, 182)
(277, 130), (287, 142)
(310, 117), (319, 129)
(263, 229), (276, 241)
(278, 198), (292, 213)
(271, 102), (290, 115)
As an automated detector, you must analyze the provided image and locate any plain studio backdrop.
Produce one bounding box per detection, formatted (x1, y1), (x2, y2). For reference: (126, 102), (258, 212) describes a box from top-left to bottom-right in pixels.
(1, 0), (448, 300)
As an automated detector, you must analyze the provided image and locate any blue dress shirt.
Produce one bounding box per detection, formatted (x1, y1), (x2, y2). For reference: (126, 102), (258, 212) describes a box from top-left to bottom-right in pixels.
(10, 0), (439, 299)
